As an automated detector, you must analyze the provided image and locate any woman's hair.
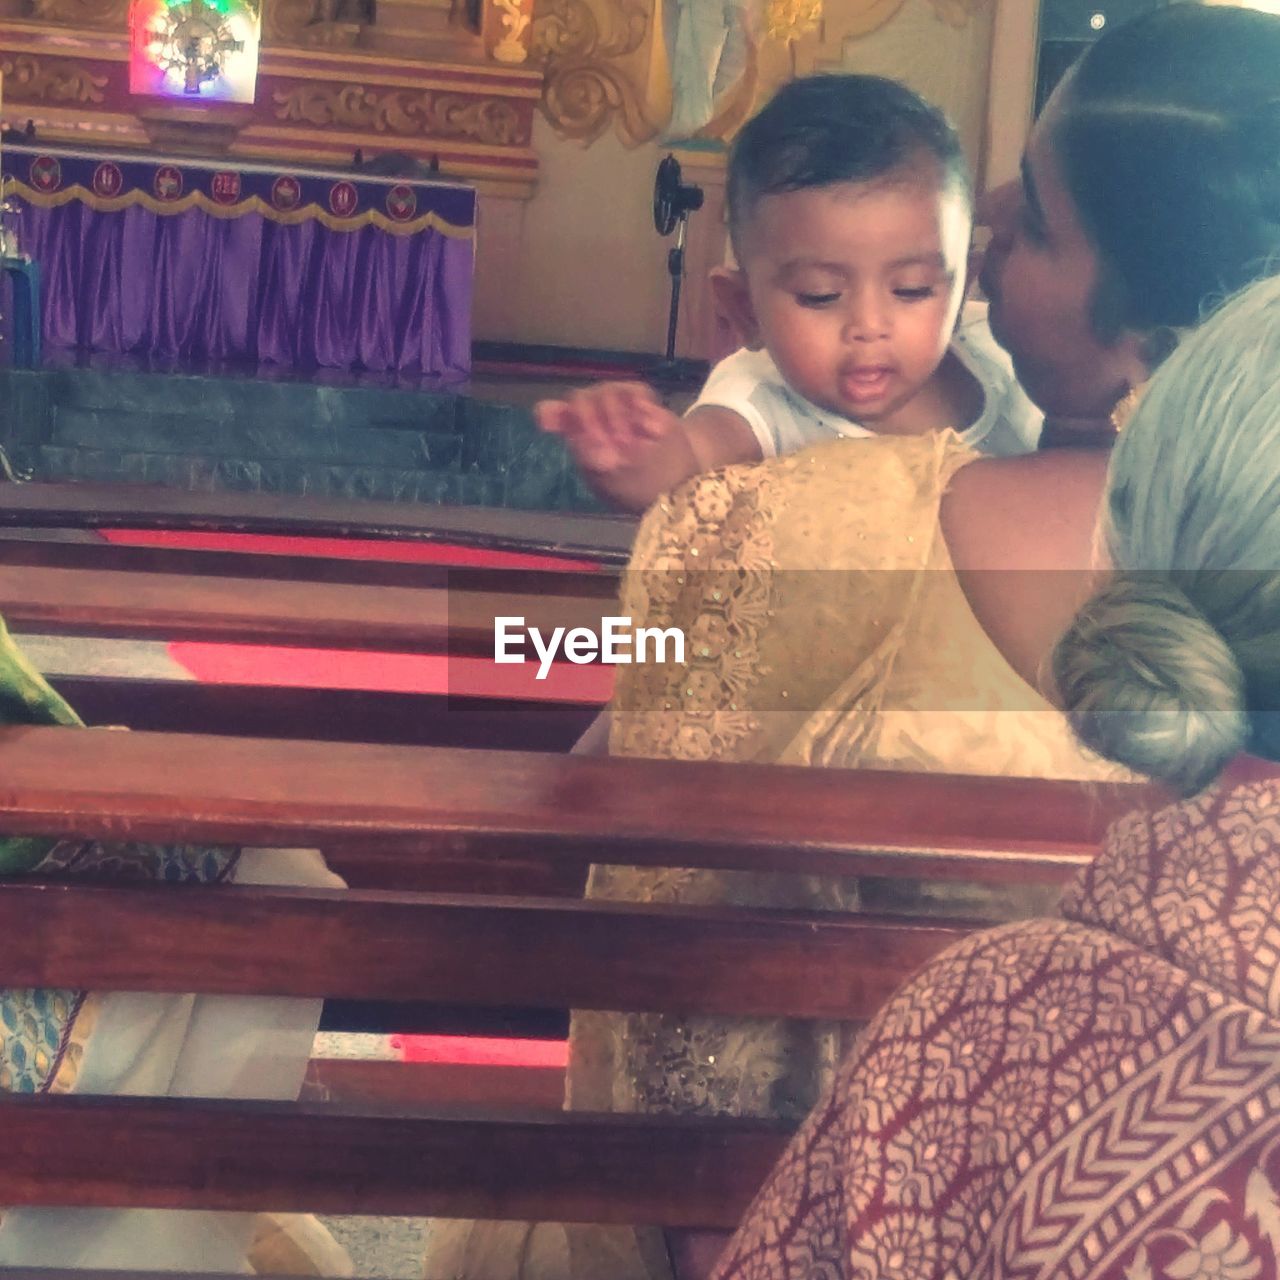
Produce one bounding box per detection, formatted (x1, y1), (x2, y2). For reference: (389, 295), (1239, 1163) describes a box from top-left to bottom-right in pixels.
(1054, 3), (1280, 355)
(725, 73), (968, 258)
(1052, 273), (1280, 796)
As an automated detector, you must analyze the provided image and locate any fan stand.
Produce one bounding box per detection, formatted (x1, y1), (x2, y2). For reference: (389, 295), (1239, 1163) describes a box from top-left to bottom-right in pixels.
(650, 153), (705, 383)
(661, 211), (690, 366)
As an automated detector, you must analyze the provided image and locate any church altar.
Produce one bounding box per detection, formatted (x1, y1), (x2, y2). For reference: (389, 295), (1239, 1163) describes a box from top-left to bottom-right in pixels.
(3, 144), (476, 376)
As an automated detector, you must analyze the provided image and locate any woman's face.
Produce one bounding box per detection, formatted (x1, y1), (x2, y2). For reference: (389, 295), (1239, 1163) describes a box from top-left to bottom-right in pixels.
(980, 84), (1145, 423)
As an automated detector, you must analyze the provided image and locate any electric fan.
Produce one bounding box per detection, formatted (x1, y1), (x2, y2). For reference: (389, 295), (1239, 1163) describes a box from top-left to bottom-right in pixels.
(653, 154), (704, 364)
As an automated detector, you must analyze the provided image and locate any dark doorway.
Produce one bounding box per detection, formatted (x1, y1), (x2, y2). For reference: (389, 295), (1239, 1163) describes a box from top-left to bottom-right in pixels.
(1035, 0), (1172, 115)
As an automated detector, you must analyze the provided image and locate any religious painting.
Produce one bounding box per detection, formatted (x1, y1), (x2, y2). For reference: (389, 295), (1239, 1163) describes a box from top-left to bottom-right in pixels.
(129, 0), (261, 102)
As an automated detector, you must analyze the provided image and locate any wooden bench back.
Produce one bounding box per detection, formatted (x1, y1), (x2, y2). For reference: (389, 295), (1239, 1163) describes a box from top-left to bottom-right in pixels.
(0, 481), (637, 563)
(0, 562), (611, 655)
(0, 728), (1154, 1227)
(0, 726), (1151, 887)
(0, 485), (629, 759)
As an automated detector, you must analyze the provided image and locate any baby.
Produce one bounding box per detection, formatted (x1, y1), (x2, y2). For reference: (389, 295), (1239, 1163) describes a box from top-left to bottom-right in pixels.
(538, 73), (1041, 513)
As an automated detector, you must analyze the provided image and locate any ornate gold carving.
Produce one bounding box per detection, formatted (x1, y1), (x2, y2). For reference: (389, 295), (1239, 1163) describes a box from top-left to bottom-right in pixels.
(531, 0), (659, 144)
(489, 0), (534, 62)
(525, 0), (980, 148)
(763, 0), (822, 45)
(0, 54), (108, 103)
(272, 83), (526, 145)
(26, 0), (127, 27)
(532, 0), (645, 60)
(430, 92), (524, 142)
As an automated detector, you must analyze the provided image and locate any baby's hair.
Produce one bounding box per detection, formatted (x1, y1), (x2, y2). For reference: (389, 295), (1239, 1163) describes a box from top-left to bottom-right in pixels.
(726, 73), (969, 257)
(1052, 272), (1280, 796)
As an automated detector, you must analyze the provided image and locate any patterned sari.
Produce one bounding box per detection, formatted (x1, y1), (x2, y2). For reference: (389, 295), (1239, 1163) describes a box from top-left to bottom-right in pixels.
(713, 777), (1280, 1280)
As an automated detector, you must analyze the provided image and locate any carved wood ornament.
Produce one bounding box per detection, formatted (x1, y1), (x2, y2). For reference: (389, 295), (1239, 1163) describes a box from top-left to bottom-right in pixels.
(272, 84), (527, 145)
(0, 53), (109, 102)
(531, 0), (985, 146)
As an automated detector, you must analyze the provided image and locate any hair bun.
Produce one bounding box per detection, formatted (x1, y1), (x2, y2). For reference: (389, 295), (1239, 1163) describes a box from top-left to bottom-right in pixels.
(1051, 574), (1247, 795)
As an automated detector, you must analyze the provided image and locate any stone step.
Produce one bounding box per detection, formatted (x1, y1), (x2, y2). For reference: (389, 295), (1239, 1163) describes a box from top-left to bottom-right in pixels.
(0, 367), (602, 513)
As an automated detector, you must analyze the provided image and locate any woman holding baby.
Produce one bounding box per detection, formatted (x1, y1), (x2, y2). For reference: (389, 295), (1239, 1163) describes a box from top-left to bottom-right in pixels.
(427, 6), (1280, 1279)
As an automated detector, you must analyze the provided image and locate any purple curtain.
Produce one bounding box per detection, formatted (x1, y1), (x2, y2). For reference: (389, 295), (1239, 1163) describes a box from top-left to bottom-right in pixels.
(15, 199), (472, 376)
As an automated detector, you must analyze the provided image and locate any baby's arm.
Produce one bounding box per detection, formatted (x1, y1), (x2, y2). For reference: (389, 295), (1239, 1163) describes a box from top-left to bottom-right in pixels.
(536, 381), (762, 513)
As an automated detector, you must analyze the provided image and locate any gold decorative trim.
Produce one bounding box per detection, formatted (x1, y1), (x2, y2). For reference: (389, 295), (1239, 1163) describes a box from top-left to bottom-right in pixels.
(531, 0), (658, 144)
(260, 60), (543, 96)
(524, 0), (983, 148)
(487, 0), (535, 63)
(261, 43), (543, 80)
(8, 180), (475, 237)
(235, 155), (537, 196)
(271, 81), (527, 145)
(0, 53), (109, 103)
(237, 120), (536, 158)
(763, 0), (822, 45)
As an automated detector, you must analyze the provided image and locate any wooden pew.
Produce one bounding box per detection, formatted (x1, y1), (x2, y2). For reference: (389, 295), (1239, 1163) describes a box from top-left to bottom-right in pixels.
(0, 726), (1151, 889)
(0, 531), (622, 595)
(0, 727), (1154, 1229)
(0, 565), (611, 762)
(0, 484), (623, 751)
(0, 480), (636, 564)
(50, 676), (600, 753)
(0, 562), (613, 654)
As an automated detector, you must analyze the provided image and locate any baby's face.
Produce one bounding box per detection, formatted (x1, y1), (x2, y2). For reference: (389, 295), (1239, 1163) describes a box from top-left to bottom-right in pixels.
(737, 171), (970, 426)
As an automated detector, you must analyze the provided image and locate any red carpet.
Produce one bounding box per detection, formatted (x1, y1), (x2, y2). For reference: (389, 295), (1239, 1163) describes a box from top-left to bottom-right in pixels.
(392, 1034), (568, 1067)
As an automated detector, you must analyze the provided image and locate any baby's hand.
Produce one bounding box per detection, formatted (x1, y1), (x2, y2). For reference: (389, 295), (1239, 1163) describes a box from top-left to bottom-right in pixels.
(536, 382), (681, 474)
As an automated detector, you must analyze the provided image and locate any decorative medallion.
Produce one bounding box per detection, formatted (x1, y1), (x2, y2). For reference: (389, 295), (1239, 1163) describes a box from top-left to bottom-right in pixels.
(210, 170), (242, 204)
(91, 162), (124, 198)
(28, 156), (62, 193)
(328, 180), (358, 217)
(386, 184), (416, 221)
(271, 175), (302, 210)
(153, 164), (184, 201)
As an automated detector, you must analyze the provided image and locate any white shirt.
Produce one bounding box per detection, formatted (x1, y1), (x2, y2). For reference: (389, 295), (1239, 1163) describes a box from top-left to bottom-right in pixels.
(688, 301), (1042, 459)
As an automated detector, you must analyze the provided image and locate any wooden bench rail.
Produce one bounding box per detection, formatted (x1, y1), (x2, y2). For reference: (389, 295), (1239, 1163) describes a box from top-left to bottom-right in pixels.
(48, 681), (599, 897)
(0, 565), (610, 656)
(303, 1057), (566, 1110)
(0, 482), (638, 563)
(0, 725), (1151, 1232)
(0, 1094), (788, 1228)
(0, 727), (1155, 885)
(0, 882), (970, 1020)
(0, 534), (621, 596)
(54, 676), (599, 756)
